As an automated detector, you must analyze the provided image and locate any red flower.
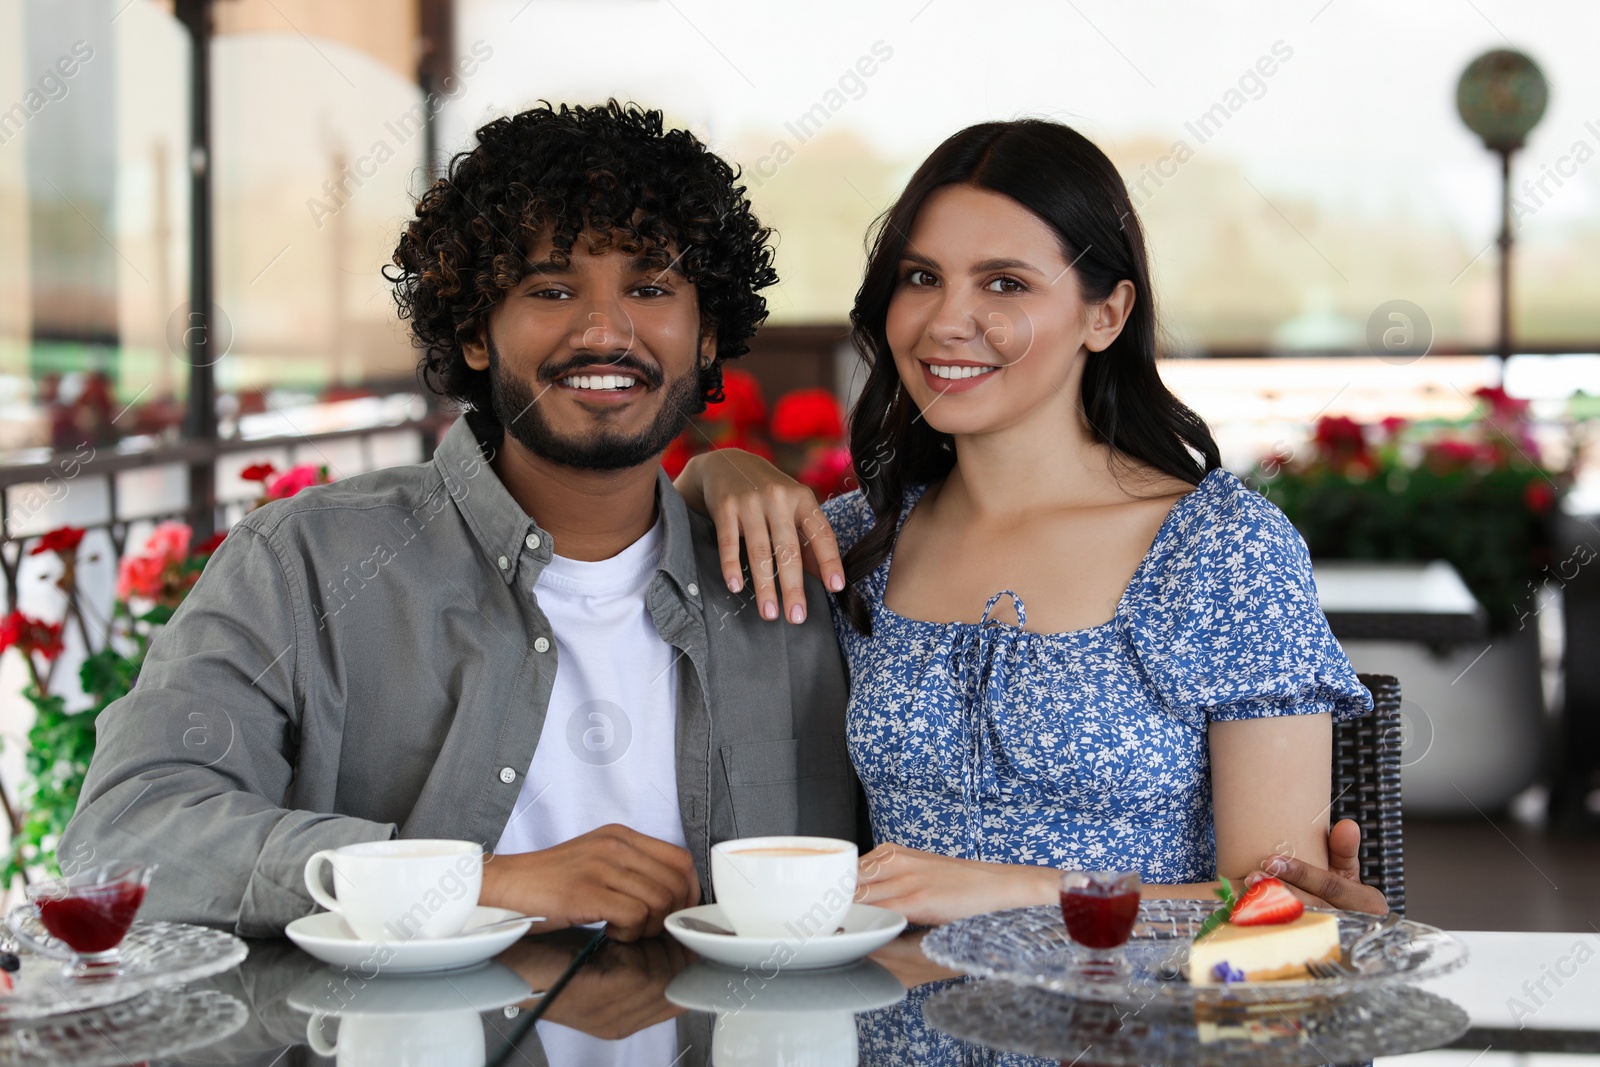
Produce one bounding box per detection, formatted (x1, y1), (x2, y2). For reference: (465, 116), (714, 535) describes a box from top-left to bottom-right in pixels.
(1422, 438), (1482, 474)
(267, 465), (327, 500)
(240, 462), (278, 483)
(116, 552), (167, 601)
(703, 370), (768, 433)
(660, 437), (692, 480)
(0, 610), (65, 661)
(1312, 415), (1368, 461)
(196, 532), (227, 555)
(1473, 385), (1530, 418)
(1379, 416), (1407, 439)
(29, 526), (85, 557)
(795, 447), (856, 501)
(145, 521), (192, 566)
(116, 521), (198, 602)
(725, 433), (774, 463)
(1524, 480), (1557, 514)
(772, 389), (845, 443)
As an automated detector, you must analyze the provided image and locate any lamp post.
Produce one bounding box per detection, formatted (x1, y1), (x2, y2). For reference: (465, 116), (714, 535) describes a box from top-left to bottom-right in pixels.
(174, 0), (218, 539)
(1456, 49), (1548, 361)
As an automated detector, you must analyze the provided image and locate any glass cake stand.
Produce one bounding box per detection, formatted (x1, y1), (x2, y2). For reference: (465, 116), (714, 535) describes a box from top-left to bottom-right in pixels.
(919, 899), (1468, 1006)
(0, 916), (248, 1020)
(922, 977), (1471, 1065)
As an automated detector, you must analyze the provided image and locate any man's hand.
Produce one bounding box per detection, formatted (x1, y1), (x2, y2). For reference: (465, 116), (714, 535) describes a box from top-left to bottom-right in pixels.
(497, 936), (692, 1040)
(480, 824), (701, 941)
(1245, 818), (1390, 916)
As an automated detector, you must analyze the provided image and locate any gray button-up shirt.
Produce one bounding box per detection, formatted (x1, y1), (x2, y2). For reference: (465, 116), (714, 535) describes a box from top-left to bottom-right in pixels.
(63, 418), (856, 937)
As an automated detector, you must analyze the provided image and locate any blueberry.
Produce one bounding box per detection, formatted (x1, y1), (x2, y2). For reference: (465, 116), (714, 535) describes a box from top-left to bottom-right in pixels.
(0, 952), (19, 973)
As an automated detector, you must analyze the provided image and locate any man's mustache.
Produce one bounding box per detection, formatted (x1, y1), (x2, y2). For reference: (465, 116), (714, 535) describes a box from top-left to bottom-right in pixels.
(540, 352), (665, 389)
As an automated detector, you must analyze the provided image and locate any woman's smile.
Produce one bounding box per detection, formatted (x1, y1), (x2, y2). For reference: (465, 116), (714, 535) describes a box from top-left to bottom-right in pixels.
(919, 358), (1002, 393)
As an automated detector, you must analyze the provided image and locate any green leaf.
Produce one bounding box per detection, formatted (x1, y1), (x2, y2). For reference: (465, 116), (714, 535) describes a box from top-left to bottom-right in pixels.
(1195, 880), (1237, 940)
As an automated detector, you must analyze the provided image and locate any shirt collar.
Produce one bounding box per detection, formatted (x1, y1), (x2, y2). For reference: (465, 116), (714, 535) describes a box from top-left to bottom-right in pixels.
(433, 416), (700, 596)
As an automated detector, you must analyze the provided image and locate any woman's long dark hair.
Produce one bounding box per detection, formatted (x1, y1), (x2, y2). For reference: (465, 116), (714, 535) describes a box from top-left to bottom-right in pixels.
(838, 119), (1221, 634)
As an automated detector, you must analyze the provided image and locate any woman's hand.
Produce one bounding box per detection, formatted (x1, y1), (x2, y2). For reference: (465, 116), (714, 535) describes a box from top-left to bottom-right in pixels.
(674, 449), (846, 623)
(868, 929), (963, 989)
(854, 843), (1058, 926)
(1246, 817), (1390, 916)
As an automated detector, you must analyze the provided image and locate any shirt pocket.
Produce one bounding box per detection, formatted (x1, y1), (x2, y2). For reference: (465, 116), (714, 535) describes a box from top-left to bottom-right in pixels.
(719, 736), (853, 840)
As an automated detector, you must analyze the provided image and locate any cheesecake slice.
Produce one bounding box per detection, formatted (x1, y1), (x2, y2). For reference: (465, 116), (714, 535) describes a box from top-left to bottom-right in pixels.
(1188, 911), (1341, 984)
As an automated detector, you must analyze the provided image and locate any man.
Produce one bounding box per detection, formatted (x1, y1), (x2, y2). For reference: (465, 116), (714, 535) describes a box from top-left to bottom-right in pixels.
(62, 101), (858, 943)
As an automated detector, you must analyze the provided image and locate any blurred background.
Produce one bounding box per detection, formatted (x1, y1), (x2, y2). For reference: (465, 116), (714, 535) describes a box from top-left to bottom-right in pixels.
(1, 0), (1597, 924)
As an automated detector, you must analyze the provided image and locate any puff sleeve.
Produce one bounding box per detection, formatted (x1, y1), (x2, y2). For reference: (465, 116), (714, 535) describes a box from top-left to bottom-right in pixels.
(1123, 472), (1373, 728)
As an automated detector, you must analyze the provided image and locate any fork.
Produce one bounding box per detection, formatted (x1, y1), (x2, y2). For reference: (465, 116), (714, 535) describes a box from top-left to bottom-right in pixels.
(1303, 955), (1354, 979)
(1304, 912), (1405, 979)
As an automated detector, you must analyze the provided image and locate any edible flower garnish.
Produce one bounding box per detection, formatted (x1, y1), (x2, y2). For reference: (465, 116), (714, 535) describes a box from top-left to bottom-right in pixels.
(1211, 961), (1246, 984)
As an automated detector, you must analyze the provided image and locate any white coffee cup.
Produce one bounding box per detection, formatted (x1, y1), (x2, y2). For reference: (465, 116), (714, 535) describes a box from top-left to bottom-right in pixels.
(710, 836), (858, 939)
(304, 839), (482, 942)
(716, 1010), (857, 1067)
(308, 1008), (485, 1067)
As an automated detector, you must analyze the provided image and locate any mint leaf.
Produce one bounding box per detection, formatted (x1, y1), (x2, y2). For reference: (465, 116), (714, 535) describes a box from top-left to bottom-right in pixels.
(1196, 904), (1231, 940)
(1195, 881), (1237, 940)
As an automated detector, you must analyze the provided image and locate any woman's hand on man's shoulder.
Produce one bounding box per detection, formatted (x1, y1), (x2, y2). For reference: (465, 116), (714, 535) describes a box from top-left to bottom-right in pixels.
(675, 449), (847, 624)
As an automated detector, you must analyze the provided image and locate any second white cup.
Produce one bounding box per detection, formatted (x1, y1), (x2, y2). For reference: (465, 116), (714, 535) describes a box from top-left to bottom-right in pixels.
(711, 836), (858, 939)
(304, 839), (482, 942)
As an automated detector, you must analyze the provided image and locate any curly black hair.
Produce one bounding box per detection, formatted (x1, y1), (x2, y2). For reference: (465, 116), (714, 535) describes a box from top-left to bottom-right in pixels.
(387, 100), (777, 440)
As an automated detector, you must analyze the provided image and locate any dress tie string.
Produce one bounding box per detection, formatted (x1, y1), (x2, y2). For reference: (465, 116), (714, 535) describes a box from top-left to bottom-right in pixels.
(958, 589), (1028, 862)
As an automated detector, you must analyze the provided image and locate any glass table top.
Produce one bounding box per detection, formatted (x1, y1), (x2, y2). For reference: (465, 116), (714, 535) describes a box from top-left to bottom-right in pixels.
(2, 925), (1594, 1065)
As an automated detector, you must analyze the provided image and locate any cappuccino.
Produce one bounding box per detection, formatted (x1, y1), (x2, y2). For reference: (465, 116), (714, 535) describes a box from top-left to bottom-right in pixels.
(711, 836), (858, 939)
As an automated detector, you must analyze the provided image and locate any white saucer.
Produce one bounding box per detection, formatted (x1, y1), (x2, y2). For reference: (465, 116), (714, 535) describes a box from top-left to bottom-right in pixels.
(285, 906), (534, 975)
(286, 961), (534, 1016)
(664, 903), (906, 971)
(666, 958), (906, 1014)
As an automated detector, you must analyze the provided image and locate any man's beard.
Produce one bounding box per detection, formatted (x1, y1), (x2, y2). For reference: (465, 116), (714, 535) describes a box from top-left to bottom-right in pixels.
(485, 331), (702, 472)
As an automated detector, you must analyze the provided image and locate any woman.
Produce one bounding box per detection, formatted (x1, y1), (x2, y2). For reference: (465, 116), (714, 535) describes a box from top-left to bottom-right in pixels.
(678, 118), (1378, 924)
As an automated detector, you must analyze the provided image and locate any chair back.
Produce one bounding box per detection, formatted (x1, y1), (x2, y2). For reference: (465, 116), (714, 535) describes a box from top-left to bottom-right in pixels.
(1330, 674), (1406, 916)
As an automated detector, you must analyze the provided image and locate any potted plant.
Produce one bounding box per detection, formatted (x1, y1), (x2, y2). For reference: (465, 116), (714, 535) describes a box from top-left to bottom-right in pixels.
(1251, 387), (1576, 814)
(0, 463), (331, 884)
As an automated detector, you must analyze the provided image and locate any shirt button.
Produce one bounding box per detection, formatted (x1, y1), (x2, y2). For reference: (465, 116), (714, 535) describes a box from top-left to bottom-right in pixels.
(526, 533), (541, 551)
(498, 766), (517, 784)
(687, 582), (699, 597)
(534, 637), (551, 653)
(497, 555), (509, 570)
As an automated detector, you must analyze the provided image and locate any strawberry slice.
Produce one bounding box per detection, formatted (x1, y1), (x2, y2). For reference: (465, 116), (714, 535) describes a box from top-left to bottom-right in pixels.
(1229, 877), (1304, 925)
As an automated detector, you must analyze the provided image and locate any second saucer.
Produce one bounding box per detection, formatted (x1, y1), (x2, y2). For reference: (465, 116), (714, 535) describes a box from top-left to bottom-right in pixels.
(665, 903), (906, 970)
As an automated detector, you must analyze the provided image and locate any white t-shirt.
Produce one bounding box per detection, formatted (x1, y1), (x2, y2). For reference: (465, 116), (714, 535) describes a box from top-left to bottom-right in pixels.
(536, 1019), (681, 1066)
(494, 517), (685, 856)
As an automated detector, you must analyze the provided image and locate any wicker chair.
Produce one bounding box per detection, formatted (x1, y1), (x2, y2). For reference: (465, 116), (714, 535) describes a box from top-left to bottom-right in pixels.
(1329, 673), (1406, 916)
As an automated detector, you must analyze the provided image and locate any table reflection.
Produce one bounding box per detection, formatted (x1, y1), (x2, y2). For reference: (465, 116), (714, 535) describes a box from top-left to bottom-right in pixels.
(288, 961), (529, 1066)
(666, 958), (905, 1065)
(154, 929), (1490, 1067)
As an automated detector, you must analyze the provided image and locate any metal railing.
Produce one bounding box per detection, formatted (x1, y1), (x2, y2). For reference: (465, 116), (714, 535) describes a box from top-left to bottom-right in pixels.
(0, 416), (446, 612)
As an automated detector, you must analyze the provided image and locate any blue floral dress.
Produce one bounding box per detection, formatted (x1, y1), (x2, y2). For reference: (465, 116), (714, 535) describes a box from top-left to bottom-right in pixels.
(822, 469), (1371, 884)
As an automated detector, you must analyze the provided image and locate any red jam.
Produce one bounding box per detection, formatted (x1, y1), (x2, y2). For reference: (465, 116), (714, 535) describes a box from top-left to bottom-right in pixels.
(1060, 886), (1140, 950)
(37, 881), (146, 954)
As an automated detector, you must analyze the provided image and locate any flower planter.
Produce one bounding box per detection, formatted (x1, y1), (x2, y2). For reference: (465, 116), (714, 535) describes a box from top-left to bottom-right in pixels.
(1338, 626), (1544, 816)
